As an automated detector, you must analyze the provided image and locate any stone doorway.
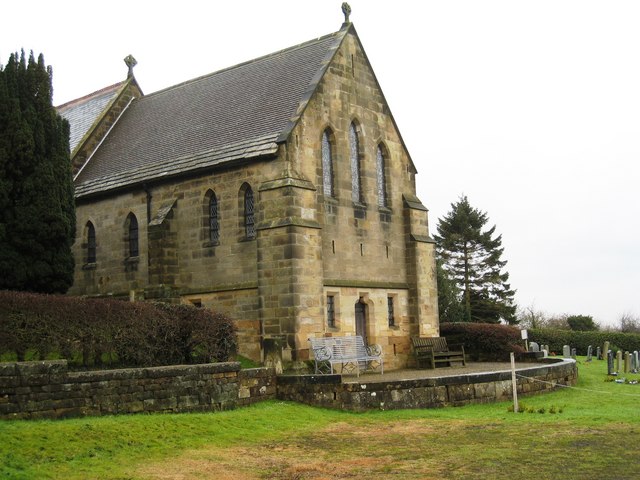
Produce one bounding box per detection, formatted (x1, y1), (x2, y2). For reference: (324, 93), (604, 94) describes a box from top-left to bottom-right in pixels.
(355, 299), (368, 345)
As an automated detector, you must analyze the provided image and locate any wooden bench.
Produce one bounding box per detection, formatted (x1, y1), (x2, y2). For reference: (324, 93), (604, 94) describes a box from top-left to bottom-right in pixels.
(309, 336), (384, 376)
(412, 337), (465, 369)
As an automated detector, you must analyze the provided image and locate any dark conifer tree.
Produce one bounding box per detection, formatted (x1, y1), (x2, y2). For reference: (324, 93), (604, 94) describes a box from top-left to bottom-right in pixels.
(0, 51), (75, 293)
(434, 196), (516, 324)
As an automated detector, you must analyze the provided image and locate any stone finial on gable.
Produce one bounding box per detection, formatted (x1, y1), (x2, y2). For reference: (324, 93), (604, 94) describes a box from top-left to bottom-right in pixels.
(124, 54), (138, 78)
(341, 2), (352, 24)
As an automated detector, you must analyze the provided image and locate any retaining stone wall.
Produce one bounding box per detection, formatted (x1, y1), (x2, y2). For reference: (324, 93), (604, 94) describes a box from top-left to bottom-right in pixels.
(0, 361), (276, 420)
(276, 359), (578, 411)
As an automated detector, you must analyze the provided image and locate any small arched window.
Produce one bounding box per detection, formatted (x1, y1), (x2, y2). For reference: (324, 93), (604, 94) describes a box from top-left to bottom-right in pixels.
(126, 213), (139, 258)
(321, 128), (335, 197)
(244, 186), (256, 240)
(376, 144), (388, 208)
(349, 122), (362, 203)
(86, 221), (96, 263)
(208, 191), (220, 243)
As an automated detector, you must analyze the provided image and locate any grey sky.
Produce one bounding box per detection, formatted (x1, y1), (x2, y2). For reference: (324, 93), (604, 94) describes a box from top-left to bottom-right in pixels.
(2, 0), (638, 326)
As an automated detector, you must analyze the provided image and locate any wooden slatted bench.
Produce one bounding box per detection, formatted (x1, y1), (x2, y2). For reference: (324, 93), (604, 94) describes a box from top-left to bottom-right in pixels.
(309, 336), (384, 376)
(412, 336), (466, 369)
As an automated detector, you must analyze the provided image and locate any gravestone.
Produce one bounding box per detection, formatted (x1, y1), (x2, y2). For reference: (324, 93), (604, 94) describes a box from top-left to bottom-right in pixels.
(544, 345), (549, 355)
(607, 350), (614, 375)
(634, 351), (639, 373)
(624, 352), (631, 373)
(596, 346), (601, 360)
(529, 341), (540, 352)
(603, 341), (610, 360)
(616, 350), (623, 373)
(563, 345), (571, 358)
(571, 348), (577, 358)
(587, 345), (593, 361)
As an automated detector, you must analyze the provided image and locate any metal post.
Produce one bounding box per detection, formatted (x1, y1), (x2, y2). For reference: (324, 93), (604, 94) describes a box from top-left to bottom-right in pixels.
(511, 352), (518, 413)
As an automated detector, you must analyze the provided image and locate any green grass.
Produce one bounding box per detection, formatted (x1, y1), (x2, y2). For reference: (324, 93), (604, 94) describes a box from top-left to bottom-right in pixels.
(1, 358), (639, 479)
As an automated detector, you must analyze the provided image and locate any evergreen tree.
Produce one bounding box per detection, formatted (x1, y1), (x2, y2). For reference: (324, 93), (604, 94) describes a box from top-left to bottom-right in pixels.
(0, 51), (75, 293)
(434, 195), (516, 324)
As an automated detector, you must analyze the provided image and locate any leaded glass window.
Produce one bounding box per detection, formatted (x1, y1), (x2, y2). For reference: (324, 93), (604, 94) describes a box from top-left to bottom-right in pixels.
(376, 145), (388, 207)
(322, 129), (334, 197)
(86, 222), (96, 263)
(245, 187), (256, 240)
(327, 295), (336, 328)
(209, 193), (219, 243)
(387, 296), (395, 327)
(127, 213), (139, 257)
(349, 123), (361, 203)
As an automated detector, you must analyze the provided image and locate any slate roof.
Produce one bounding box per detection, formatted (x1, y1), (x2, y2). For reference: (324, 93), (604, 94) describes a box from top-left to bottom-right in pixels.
(57, 82), (124, 155)
(74, 27), (349, 198)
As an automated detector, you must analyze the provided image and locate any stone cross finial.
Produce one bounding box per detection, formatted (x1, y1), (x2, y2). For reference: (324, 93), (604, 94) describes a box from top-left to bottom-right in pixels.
(342, 2), (352, 23)
(124, 54), (138, 78)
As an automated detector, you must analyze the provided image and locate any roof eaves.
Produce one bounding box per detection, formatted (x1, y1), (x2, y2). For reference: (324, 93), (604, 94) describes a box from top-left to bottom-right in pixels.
(75, 135), (280, 198)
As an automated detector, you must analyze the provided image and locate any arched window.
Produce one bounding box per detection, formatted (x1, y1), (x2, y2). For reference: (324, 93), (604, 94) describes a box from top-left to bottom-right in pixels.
(321, 128), (335, 197)
(376, 144), (388, 208)
(349, 122), (362, 203)
(208, 191), (220, 243)
(244, 186), (256, 240)
(126, 213), (139, 258)
(86, 221), (96, 263)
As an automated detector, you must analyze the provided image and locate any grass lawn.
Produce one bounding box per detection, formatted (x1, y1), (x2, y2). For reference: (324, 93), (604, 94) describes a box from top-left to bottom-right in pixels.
(1, 357), (639, 479)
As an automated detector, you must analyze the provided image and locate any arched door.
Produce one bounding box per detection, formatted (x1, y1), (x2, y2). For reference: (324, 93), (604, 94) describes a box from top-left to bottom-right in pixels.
(355, 299), (368, 345)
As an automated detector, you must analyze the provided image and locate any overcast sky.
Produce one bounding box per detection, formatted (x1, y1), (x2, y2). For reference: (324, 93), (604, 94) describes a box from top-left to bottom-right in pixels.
(2, 0), (639, 327)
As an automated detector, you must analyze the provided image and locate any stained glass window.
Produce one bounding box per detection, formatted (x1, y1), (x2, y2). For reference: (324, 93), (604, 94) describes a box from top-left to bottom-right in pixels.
(127, 213), (139, 257)
(86, 222), (96, 263)
(376, 145), (388, 207)
(209, 192), (219, 243)
(245, 187), (256, 240)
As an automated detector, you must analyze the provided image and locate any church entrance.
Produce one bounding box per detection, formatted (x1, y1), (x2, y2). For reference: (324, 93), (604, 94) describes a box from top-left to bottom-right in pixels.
(355, 299), (368, 345)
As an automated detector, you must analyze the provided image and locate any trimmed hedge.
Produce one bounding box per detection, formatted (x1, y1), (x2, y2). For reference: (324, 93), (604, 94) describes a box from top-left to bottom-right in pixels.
(440, 322), (525, 361)
(0, 290), (237, 368)
(529, 328), (640, 355)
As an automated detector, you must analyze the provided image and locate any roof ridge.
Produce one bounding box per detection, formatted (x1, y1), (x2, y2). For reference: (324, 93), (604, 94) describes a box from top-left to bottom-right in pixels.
(143, 29), (345, 100)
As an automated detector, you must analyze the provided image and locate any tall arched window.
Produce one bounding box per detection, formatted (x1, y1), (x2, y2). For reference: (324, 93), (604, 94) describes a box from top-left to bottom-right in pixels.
(86, 221), (96, 263)
(208, 191), (220, 243)
(126, 213), (139, 258)
(244, 186), (256, 240)
(376, 144), (388, 208)
(321, 128), (334, 197)
(349, 122), (362, 203)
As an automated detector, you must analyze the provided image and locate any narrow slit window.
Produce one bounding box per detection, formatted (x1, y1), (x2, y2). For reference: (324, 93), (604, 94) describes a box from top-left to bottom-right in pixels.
(86, 222), (96, 263)
(322, 129), (334, 197)
(376, 145), (388, 207)
(350, 123), (362, 203)
(245, 186), (256, 240)
(127, 213), (139, 258)
(209, 192), (219, 243)
(387, 296), (395, 327)
(327, 295), (336, 328)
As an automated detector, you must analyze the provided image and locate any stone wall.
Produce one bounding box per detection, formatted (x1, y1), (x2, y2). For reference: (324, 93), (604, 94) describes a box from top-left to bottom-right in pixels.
(0, 361), (276, 420)
(276, 359), (578, 411)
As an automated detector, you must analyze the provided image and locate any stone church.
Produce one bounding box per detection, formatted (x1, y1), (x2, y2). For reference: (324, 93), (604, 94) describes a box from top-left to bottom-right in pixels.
(58, 11), (439, 369)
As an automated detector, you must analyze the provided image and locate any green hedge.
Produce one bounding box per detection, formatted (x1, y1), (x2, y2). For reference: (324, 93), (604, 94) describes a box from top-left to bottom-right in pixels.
(440, 322), (525, 361)
(0, 290), (237, 368)
(529, 328), (640, 355)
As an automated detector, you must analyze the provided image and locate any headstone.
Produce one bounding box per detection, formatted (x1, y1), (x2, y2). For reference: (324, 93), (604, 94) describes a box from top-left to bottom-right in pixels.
(634, 351), (639, 373)
(544, 345), (550, 355)
(616, 350), (623, 373)
(571, 348), (577, 358)
(607, 350), (614, 375)
(624, 351), (631, 373)
(603, 341), (610, 360)
(596, 346), (601, 360)
(529, 341), (540, 352)
(587, 345), (593, 362)
(563, 345), (571, 358)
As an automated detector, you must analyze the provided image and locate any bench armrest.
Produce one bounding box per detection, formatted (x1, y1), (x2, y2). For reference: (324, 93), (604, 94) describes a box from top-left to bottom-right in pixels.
(366, 344), (383, 357)
(312, 345), (332, 361)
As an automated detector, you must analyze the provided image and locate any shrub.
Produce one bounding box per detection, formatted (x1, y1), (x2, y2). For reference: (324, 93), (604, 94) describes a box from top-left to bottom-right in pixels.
(0, 290), (237, 368)
(440, 322), (525, 361)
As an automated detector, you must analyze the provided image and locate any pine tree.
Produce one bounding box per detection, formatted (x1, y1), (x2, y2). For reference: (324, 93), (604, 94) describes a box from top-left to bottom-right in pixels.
(434, 195), (516, 324)
(0, 51), (75, 293)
